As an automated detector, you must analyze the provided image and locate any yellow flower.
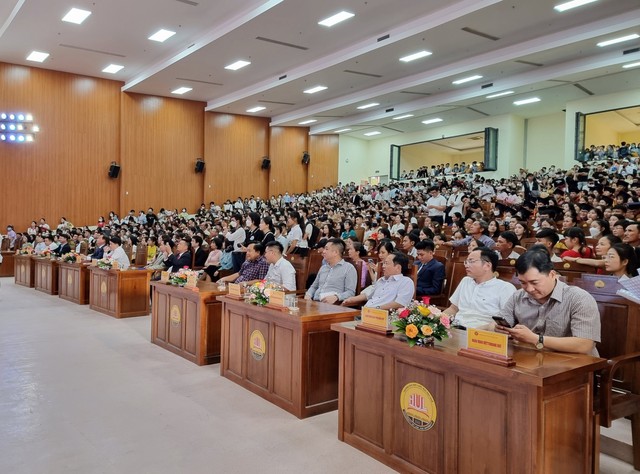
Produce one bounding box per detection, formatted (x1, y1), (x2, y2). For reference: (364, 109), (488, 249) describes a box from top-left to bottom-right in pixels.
(421, 325), (433, 336)
(405, 324), (419, 338)
(417, 306), (431, 316)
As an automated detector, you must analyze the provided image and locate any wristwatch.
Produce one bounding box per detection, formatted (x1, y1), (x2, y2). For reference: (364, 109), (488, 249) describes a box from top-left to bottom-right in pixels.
(535, 334), (544, 350)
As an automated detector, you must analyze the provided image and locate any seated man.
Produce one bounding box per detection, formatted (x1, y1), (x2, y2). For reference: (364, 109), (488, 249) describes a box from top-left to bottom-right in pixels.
(414, 240), (445, 298)
(402, 232), (419, 258)
(342, 251), (414, 310)
(442, 248), (516, 329)
(90, 233), (107, 260)
(495, 231), (521, 260)
(162, 237), (192, 272)
(218, 242), (269, 285)
(107, 236), (130, 270)
(305, 238), (357, 304)
(534, 228), (562, 262)
(53, 233), (71, 256)
(442, 220), (496, 248)
(495, 250), (600, 355)
(263, 241), (296, 291)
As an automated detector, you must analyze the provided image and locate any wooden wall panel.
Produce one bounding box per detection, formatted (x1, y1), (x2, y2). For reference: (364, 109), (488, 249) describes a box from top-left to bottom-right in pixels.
(120, 93), (205, 214)
(308, 134), (339, 191)
(269, 126), (308, 197)
(203, 113), (269, 205)
(0, 62), (120, 230)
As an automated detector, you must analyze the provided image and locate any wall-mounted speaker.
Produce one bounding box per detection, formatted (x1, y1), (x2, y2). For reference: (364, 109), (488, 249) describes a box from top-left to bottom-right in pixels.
(195, 159), (205, 173)
(108, 163), (121, 178)
(301, 152), (310, 165)
(261, 156), (271, 170)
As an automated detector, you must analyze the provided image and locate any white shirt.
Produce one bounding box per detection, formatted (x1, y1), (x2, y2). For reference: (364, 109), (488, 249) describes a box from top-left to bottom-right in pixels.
(450, 276), (516, 328)
(427, 195), (447, 217)
(288, 224), (306, 249)
(109, 246), (131, 270)
(226, 227), (246, 251)
(265, 257), (297, 291)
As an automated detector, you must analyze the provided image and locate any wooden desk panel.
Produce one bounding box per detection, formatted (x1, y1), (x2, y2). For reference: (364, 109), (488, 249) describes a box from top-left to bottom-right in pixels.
(88, 267), (151, 318)
(220, 297), (358, 419)
(0, 251), (16, 277)
(333, 323), (606, 474)
(151, 281), (226, 365)
(58, 261), (90, 305)
(15, 254), (35, 287)
(33, 257), (59, 295)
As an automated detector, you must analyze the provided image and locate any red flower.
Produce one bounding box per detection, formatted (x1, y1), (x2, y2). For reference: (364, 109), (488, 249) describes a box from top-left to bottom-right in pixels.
(399, 309), (410, 319)
(183, 265), (189, 269)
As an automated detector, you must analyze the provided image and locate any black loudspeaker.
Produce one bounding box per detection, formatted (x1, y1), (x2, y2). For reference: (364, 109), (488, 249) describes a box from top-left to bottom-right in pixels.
(195, 159), (205, 173)
(108, 163), (120, 178)
(261, 156), (271, 170)
(301, 152), (310, 165)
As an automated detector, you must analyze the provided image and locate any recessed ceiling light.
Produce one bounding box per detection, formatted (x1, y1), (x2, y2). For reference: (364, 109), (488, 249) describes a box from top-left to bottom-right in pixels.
(357, 102), (379, 110)
(225, 60), (251, 71)
(102, 64), (124, 74)
(393, 114), (414, 120)
(486, 91), (514, 99)
(623, 61), (640, 69)
(422, 118), (443, 125)
(399, 50), (432, 62)
(452, 75), (483, 85)
(171, 87), (192, 95)
(148, 29), (176, 42)
(26, 51), (49, 62)
(318, 11), (354, 27)
(364, 131), (381, 136)
(334, 128), (351, 133)
(553, 0), (598, 12)
(246, 106), (266, 113)
(513, 97), (541, 105)
(303, 85), (328, 94)
(299, 119), (317, 125)
(597, 34), (640, 47)
(62, 8), (92, 24)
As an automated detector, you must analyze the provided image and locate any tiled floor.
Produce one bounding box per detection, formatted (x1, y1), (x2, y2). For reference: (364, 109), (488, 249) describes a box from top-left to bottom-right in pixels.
(0, 277), (636, 473)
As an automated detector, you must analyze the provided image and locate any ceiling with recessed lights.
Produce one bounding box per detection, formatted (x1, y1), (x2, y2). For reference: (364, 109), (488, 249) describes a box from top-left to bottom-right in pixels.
(0, 0), (639, 140)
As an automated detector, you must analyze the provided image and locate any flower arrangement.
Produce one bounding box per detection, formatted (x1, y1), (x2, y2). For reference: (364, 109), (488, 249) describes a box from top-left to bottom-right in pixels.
(96, 258), (113, 270)
(391, 302), (451, 347)
(62, 252), (81, 263)
(245, 280), (284, 306)
(18, 245), (34, 255)
(39, 249), (52, 258)
(169, 268), (200, 287)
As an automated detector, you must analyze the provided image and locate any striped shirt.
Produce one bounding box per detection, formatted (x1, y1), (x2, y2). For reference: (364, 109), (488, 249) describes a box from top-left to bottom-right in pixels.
(306, 259), (357, 302)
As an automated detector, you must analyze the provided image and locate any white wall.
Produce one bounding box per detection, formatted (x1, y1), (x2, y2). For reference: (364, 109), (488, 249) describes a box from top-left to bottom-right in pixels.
(338, 114), (526, 183)
(525, 112), (566, 171)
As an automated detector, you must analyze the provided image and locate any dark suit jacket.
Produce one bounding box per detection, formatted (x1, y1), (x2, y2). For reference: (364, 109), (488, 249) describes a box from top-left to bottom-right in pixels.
(165, 251), (192, 271)
(415, 258), (445, 296)
(54, 243), (71, 256)
(193, 248), (207, 267)
(91, 245), (106, 260)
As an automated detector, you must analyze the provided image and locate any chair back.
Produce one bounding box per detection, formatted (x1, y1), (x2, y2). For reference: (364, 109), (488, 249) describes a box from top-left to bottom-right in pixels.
(552, 261), (598, 283)
(135, 244), (148, 266)
(285, 253), (309, 296)
(354, 227), (365, 243)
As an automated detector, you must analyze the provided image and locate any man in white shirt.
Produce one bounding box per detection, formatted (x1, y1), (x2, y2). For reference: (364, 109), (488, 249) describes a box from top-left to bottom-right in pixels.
(441, 248), (516, 329)
(446, 186), (465, 222)
(264, 241), (296, 291)
(426, 187), (447, 225)
(107, 236), (131, 270)
(479, 180), (495, 202)
(389, 214), (405, 237)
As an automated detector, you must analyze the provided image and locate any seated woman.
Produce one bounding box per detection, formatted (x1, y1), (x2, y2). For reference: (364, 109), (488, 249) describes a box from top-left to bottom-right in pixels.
(347, 242), (370, 290)
(340, 219), (357, 240)
(201, 237), (223, 282)
(467, 238), (486, 252)
(588, 219), (610, 239)
(560, 227), (593, 259)
(562, 234), (621, 272)
(368, 239), (394, 284)
(604, 243), (639, 280)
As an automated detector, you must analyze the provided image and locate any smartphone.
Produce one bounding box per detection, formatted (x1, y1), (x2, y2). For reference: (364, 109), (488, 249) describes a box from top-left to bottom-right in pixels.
(492, 316), (514, 328)
(368, 259), (374, 264)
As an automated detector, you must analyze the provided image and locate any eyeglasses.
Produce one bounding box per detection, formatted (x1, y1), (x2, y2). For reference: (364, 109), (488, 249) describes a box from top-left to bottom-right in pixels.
(463, 259), (482, 266)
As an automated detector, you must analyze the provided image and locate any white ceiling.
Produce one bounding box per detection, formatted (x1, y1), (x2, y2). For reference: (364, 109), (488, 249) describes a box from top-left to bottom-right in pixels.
(1, 0), (639, 141)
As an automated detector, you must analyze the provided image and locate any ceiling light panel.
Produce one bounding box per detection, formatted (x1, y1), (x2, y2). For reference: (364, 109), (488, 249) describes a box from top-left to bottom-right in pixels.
(62, 8), (92, 24)
(357, 102), (379, 110)
(299, 119), (317, 125)
(513, 97), (541, 105)
(452, 75), (483, 85)
(247, 106), (266, 113)
(102, 64), (124, 74)
(171, 87), (192, 95)
(26, 51), (49, 62)
(399, 50), (432, 62)
(225, 60), (251, 71)
(334, 129), (351, 133)
(318, 11), (354, 27)
(623, 61), (640, 69)
(303, 86), (328, 94)
(486, 91), (514, 99)
(364, 131), (381, 136)
(422, 118), (443, 125)
(148, 29), (176, 42)
(393, 114), (414, 120)
(553, 0), (598, 12)
(597, 34), (639, 47)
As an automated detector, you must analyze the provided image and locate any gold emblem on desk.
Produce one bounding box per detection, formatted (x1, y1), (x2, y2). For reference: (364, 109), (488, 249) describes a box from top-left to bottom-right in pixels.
(170, 305), (181, 326)
(595, 279), (605, 288)
(249, 329), (266, 361)
(400, 382), (436, 431)
(100, 281), (107, 294)
(563, 262), (570, 269)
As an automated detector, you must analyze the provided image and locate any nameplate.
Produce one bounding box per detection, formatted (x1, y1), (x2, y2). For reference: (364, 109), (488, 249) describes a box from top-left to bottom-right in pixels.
(160, 271), (170, 283)
(185, 274), (198, 289)
(112, 260), (119, 270)
(268, 290), (286, 307)
(466, 329), (509, 357)
(228, 283), (244, 297)
(357, 307), (391, 335)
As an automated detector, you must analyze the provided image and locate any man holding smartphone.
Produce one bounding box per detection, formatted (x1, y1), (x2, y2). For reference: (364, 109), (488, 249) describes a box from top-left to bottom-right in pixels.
(494, 250), (600, 355)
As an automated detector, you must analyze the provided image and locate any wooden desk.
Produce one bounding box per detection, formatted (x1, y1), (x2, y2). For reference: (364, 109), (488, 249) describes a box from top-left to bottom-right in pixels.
(33, 257), (59, 295)
(332, 323), (606, 474)
(151, 281), (226, 365)
(0, 251), (16, 277)
(220, 296), (358, 419)
(58, 261), (90, 305)
(15, 254), (35, 287)
(88, 266), (151, 318)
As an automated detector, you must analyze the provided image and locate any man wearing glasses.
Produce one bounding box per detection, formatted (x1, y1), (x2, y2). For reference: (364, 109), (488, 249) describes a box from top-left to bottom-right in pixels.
(441, 248), (516, 329)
